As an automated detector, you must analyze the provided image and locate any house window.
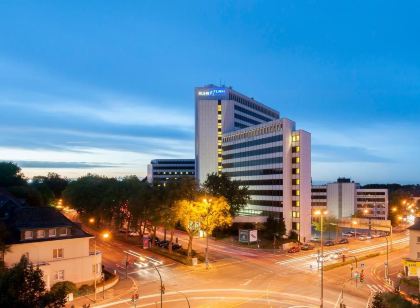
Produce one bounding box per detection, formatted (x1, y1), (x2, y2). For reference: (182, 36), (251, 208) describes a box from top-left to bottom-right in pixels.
(37, 230), (45, 238)
(53, 248), (64, 259)
(417, 237), (420, 243)
(417, 252), (420, 259)
(54, 270), (65, 281)
(59, 228), (68, 237)
(49, 229), (56, 237)
(24, 230), (33, 240)
(292, 211), (300, 218)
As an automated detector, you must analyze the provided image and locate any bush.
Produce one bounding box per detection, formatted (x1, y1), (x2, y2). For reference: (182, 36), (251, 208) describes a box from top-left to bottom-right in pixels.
(51, 281), (77, 295)
(78, 284), (94, 296)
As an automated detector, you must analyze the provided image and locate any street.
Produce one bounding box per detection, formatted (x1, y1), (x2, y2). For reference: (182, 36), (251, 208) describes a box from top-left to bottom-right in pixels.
(68, 222), (408, 308)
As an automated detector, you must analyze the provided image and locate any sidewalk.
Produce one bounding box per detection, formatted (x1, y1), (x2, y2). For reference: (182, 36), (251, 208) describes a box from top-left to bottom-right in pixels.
(66, 277), (135, 308)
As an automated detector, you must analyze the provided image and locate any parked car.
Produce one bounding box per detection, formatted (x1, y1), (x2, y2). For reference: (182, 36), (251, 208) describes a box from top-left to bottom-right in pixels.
(301, 243), (315, 251)
(371, 233), (381, 238)
(338, 238), (349, 244)
(172, 243), (182, 250)
(342, 232), (353, 237)
(149, 237), (160, 245)
(288, 246), (300, 253)
(158, 240), (169, 248)
(310, 237), (321, 242)
(324, 240), (335, 246)
(358, 235), (368, 241)
(329, 252), (342, 260)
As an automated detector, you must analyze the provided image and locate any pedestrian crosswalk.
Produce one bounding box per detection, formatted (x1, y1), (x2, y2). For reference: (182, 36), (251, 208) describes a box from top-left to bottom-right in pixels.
(366, 284), (393, 293)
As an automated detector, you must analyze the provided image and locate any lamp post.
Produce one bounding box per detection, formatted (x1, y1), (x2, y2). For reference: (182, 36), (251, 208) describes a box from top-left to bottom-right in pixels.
(203, 198), (212, 270)
(314, 209), (328, 308)
(93, 231), (110, 303)
(151, 263), (164, 308)
(175, 291), (191, 308)
(352, 220), (357, 238)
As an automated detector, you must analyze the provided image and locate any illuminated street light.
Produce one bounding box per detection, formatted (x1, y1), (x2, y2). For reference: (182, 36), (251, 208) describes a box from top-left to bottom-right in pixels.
(392, 207), (397, 213)
(94, 231), (111, 302)
(314, 209), (328, 308)
(89, 217), (95, 224)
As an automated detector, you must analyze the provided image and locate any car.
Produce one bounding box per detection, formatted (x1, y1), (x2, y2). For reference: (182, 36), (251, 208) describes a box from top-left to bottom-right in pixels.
(365, 235), (372, 240)
(310, 237), (321, 242)
(129, 231), (140, 237)
(371, 233), (381, 238)
(358, 235), (368, 241)
(301, 243), (315, 250)
(288, 246), (300, 253)
(172, 243), (182, 250)
(342, 232), (353, 237)
(338, 238), (349, 244)
(324, 240), (335, 246)
(329, 252), (342, 260)
(158, 240), (169, 248)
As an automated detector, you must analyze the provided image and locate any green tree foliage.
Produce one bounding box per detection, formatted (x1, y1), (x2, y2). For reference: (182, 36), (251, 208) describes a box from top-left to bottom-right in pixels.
(312, 216), (339, 235)
(0, 162), (26, 187)
(0, 256), (68, 307)
(30, 177), (55, 205)
(203, 173), (250, 216)
(370, 291), (418, 308)
(32, 173), (69, 200)
(263, 215), (286, 240)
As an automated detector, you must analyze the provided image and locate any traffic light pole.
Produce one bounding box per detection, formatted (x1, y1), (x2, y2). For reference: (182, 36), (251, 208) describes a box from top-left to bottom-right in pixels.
(151, 264), (163, 308)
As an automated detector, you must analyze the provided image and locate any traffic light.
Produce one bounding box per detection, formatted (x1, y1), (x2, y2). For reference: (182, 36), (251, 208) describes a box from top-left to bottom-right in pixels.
(161, 284), (165, 294)
(360, 269), (364, 283)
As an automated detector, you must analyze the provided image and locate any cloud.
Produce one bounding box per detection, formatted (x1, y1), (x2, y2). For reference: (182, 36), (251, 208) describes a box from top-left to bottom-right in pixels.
(11, 160), (119, 169)
(313, 144), (392, 163)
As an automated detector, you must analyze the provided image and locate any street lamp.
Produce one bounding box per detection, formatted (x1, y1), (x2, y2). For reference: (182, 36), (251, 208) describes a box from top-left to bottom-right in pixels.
(314, 209), (328, 308)
(89, 217), (95, 224)
(203, 198), (212, 270)
(94, 231), (110, 302)
(352, 220), (357, 237)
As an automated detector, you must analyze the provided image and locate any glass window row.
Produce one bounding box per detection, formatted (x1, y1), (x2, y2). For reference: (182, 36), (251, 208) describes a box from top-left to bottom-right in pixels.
(234, 104), (272, 122)
(222, 146), (282, 160)
(222, 157), (282, 169)
(222, 135), (282, 151)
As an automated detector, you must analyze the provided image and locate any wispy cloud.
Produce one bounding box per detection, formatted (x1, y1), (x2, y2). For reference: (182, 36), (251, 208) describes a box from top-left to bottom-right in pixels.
(12, 160), (120, 169)
(313, 144), (392, 163)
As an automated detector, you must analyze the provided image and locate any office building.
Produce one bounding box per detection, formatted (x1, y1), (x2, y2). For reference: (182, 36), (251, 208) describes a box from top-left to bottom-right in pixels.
(147, 159), (195, 185)
(195, 85), (279, 184)
(311, 178), (388, 220)
(195, 85), (311, 241)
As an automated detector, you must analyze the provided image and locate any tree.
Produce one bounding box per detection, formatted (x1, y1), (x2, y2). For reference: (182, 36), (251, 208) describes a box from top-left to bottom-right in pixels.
(203, 173), (250, 216)
(370, 292), (386, 308)
(30, 177), (55, 206)
(0, 162), (26, 187)
(200, 196), (232, 268)
(0, 255), (68, 307)
(312, 216), (340, 240)
(0, 222), (11, 269)
(263, 215), (286, 242)
(174, 198), (204, 258)
(163, 178), (198, 253)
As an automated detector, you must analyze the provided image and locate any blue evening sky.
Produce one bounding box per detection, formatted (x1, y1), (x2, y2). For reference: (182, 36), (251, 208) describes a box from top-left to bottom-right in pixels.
(0, 1), (419, 183)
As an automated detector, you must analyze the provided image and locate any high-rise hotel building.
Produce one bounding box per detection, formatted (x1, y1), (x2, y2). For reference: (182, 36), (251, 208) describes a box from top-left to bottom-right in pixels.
(195, 85), (311, 241)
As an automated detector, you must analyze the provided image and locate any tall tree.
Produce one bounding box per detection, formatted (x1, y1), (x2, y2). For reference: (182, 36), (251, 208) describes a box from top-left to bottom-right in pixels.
(0, 256), (68, 307)
(203, 173), (250, 216)
(0, 162), (26, 187)
(312, 216), (340, 240)
(174, 198), (204, 257)
(200, 196), (232, 268)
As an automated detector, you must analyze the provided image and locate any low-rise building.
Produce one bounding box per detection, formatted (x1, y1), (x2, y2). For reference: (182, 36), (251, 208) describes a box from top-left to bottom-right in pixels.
(403, 217), (420, 277)
(311, 178), (388, 220)
(147, 159), (195, 185)
(1, 194), (101, 289)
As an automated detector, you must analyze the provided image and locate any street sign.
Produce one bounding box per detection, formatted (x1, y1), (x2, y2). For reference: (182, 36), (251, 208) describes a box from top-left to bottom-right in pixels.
(239, 230), (249, 243)
(249, 230), (258, 243)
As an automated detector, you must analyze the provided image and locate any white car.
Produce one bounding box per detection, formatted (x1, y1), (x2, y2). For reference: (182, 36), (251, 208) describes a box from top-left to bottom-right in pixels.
(329, 252), (343, 260)
(358, 235), (368, 241)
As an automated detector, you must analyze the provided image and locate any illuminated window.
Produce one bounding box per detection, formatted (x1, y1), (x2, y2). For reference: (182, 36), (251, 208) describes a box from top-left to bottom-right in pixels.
(292, 146), (300, 153)
(292, 179), (300, 185)
(292, 211), (300, 218)
(24, 231), (33, 240)
(293, 200), (300, 207)
(53, 248), (64, 259)
(37, 230), (45, 238)
(292, 135), (300, 142)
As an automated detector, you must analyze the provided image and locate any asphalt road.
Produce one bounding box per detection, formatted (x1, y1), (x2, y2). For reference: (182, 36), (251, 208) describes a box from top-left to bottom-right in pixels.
(64, 211), (408, 308)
